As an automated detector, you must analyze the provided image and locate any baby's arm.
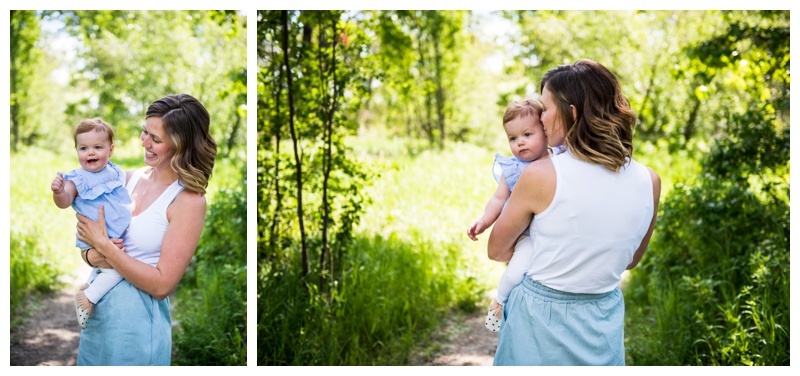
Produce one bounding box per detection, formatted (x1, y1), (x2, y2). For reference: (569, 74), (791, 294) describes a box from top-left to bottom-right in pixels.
(51, 173), (78, 209)
(468, 176), (511, 241)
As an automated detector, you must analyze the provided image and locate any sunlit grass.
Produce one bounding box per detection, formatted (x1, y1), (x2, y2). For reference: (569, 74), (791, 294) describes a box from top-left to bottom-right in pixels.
(258, 136), (506, 365)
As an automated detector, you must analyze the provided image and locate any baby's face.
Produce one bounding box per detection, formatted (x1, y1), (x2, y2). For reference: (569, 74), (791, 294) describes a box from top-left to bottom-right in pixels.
(76, 130), (114, 173)
(504, 114), (548, 162)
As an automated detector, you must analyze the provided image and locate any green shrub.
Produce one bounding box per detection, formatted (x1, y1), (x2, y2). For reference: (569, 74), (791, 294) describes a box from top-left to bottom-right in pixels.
(258, 142), (495, 365)
(10, 231), (63, 321)
(258, 232), (482, 365)
(173, 263), (247, 365)
(625, 104), (789, 365)
(173, 179), (247, 365)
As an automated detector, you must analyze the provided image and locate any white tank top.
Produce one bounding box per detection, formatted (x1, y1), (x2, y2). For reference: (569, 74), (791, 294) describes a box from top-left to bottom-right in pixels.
(527, 151), (654, 293)
(122, 168), (184, 267)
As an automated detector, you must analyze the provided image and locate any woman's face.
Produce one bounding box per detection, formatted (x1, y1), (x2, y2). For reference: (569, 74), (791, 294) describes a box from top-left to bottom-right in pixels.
(141, 117), (175, 169)
(540, 86), (567, 146)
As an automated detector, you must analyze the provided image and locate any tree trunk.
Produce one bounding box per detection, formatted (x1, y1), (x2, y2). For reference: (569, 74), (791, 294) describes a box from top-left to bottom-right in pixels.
(268, 39), (282, 253)
(432, 25), (446, 149)
(320, 16), (339, 292)
(282, 10), (308, 276)
(684, 95), (702, 141)
(226, 106), (241, 157)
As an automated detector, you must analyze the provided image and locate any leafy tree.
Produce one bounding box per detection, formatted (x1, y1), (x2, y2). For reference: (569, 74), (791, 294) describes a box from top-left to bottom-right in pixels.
(257, 10), (372, 286)
(50, 10), (246, 151)
(366, 11), (466, 148)
(624, 10), (789, 365)
(10, 11), (50, 152)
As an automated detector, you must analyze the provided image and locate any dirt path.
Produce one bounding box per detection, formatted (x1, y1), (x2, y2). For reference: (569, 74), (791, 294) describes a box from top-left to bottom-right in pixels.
(421, 311), (498, 366)
(10, 263), (90, 366)
(414, 291), (499, 366)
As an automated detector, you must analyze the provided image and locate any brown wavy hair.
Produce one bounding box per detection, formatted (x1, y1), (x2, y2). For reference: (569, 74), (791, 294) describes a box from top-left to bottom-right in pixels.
(539, 59), (636, 172)
(146, 94), (217, 194)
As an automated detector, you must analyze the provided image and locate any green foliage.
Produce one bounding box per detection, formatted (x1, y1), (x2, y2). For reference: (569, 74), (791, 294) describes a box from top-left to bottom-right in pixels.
(258, 232), (482, 365)
(10, 148), (82, 319)
(10, 232), (63, 318)
(173, 264), (247, 366)
(625, 102), (789, 365)
(173, 178), (247, 365)
(623, 11), (789, 365)
(258, 138), (501, 365)
(257, 10), (373, 281)
(186, 182), (247, 282)
(14, 11), (246, 154)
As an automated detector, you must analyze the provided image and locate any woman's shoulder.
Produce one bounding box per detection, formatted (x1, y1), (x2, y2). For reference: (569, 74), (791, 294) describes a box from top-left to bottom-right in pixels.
(166, 189), (207, 223)
(173, 189), (207, 211)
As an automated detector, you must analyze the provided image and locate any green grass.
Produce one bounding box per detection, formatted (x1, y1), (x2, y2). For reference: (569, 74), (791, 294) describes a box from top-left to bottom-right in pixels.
(10, 148), (86, 318)
(258, 138), (505, 365)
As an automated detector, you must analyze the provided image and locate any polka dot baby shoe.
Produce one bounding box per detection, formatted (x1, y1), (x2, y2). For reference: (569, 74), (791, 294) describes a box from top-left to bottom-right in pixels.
(76, 305), (89, 330)
(484, 307), (502, 332)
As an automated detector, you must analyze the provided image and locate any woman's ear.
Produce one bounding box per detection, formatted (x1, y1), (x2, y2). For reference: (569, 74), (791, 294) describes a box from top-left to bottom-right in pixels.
(570, 105), (577, 121)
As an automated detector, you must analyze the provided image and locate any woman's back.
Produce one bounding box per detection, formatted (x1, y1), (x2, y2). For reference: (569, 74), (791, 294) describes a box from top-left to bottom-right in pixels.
(529, 151), (654, 294)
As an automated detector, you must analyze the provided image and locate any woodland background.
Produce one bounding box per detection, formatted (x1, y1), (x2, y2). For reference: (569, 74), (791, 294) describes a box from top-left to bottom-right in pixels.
(257, 10), (789, 365)
(10, 10), (247, 365)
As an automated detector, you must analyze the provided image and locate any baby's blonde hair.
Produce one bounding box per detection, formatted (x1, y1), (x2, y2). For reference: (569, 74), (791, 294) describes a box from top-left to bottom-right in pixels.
(503, 99), (543, 127)
(73, 118), (115, 148)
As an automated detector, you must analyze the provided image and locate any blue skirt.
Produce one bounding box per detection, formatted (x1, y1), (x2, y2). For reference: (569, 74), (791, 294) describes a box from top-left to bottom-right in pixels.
(493, 278), (625, 366)
(77, 279), (172, 366)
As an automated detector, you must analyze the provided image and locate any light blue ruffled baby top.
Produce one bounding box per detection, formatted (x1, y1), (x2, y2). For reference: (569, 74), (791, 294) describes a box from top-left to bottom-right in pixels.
(492, 146), (567, 236)
(492, 145), (567, 190)
(61, 161), (132, 249)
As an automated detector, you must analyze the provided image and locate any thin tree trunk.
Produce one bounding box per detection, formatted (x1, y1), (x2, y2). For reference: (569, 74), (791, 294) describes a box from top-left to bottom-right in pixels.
(413, 14), (434, 146)
(684, 95), (702, 141)
(269, 39), (282, 253)
(320, 16), (338, 292)
(282, 10), (308, 276)
(432, 25), (445, 149)
(226, 106), (241, 157)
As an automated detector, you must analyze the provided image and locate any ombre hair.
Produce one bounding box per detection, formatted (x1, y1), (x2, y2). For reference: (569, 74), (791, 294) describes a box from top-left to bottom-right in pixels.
(74, 118), (115, 147)
(539, 59), (637, 172)
(146, 94), (217, 194)
(503, 98), (543, 127)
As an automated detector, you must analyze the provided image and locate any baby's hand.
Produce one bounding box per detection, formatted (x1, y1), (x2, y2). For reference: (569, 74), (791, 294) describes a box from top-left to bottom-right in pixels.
(467, 218), (488, 241)
(51, 173), (65, 193)
(111, 238), (127, 253)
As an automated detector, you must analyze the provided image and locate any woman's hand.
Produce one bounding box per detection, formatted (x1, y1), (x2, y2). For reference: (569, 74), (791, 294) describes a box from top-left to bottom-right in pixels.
(77, 205), (113, 256)
(84, 239), (125, 269)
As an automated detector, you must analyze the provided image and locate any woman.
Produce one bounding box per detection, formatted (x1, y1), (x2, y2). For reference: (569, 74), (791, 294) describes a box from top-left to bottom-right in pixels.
(75, 94), (217, 365)
(488, 60), (661, 366)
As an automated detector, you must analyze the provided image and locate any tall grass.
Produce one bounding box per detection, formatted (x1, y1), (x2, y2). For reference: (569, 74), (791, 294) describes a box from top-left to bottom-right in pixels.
(624, 141), (789, 365)
(258, 140), (505, 365)
(10, 147), (108, 320)
(173, 180), (247, 365)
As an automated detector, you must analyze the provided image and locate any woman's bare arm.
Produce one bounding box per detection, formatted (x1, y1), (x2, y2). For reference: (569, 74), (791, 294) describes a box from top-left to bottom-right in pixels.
(488, 159), (556, 262)
(78, 191), (206, 300)
(627, 167), (661, 270)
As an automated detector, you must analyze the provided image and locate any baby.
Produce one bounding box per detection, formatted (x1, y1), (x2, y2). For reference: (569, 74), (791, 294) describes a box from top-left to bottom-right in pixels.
(467, 99), (565, 332)
(51, 118), (132, 330)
